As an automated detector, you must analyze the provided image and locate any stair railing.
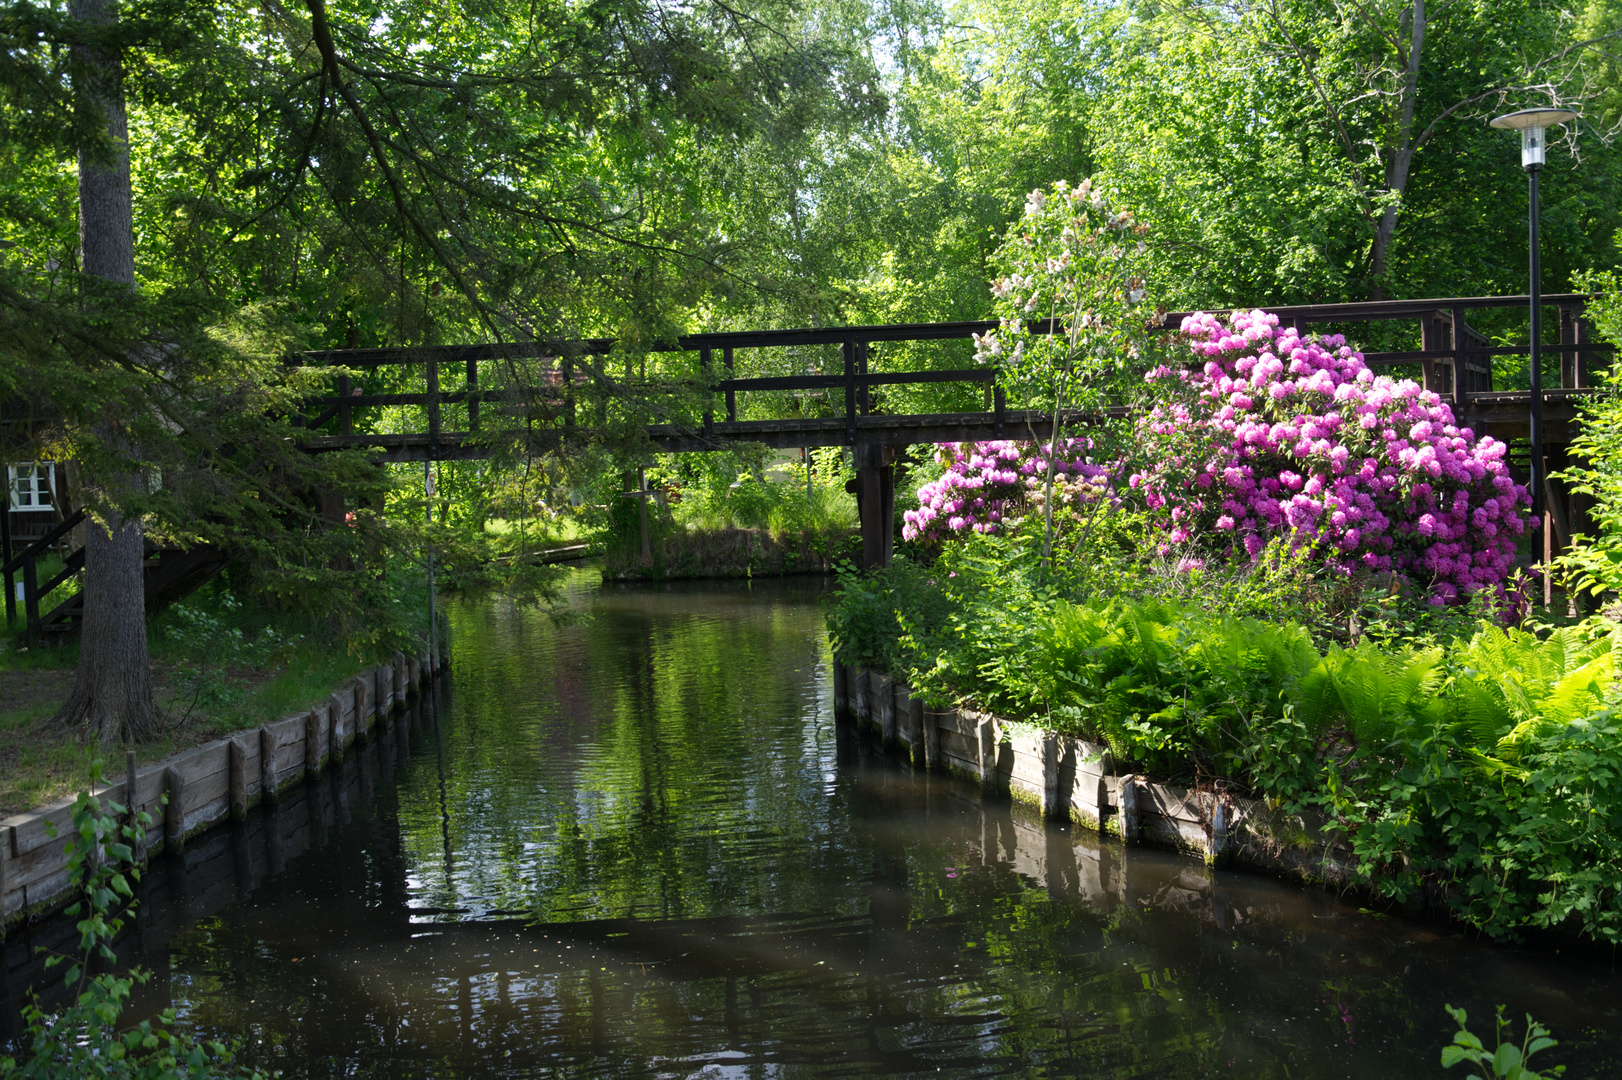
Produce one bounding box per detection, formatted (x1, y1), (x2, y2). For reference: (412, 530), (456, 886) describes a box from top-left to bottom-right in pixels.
(1, 508), (86, 637)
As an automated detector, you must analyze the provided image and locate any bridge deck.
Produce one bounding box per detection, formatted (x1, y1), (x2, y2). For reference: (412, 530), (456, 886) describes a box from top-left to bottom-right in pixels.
(297, 390), (1592, 463)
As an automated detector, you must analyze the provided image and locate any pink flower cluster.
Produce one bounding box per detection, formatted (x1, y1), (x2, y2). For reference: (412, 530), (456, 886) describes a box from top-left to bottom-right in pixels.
(1129, 310), (1531, 602)
(903, 440), (1110, 543)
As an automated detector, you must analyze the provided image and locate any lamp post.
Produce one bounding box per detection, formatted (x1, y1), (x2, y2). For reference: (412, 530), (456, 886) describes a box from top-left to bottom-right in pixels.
(1490, 106), (1576, 583)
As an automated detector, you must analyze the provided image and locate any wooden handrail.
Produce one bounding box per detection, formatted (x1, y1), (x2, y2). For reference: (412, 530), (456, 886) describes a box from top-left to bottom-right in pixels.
(294, 295), (1596, 368)
(289, 293), (1608, 455)
(0, 508), (84, 577)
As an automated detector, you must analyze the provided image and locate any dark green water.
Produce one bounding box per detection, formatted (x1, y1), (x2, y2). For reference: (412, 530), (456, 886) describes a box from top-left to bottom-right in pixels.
(8, 571), (1622, 1077)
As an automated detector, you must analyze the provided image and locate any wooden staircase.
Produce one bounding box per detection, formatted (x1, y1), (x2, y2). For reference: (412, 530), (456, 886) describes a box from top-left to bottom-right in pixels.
(1, 509), (232, 637)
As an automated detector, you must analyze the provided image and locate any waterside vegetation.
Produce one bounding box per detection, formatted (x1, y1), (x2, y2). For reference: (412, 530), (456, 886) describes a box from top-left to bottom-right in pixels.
(600, 447), (859, 579)
(829, 190), (1622, 945)
(0, 569), (437, 818)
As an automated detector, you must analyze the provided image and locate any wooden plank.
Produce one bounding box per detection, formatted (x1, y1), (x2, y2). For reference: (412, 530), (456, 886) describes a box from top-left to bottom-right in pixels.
(937, 728), (977, 765)
(921, 708), (945, 770)
(1118, 775), (1140, 844)
(976, 715), (998, 790)
(1040, 736), (1063, 820)
(229, 738), (249, 819)
(1007, 744), (1045, 791)
(329, 691), (348, 754)
(0, 821), (12, 918)
(875, 675), (896, 744)
(1139, 781), (1211, 825)
(264, 716), (304, 793)
(164, 767), (185, 846)
(852, 668), (871, 725)
(179, 743), (231, 834)
(274, 716), (307, 782)
(240, 727), (264, 801)
(5, 794), (79, 859)
(1139, 807), (1208, 854)
(306, 707), (325, 774)
(353, 675), (370, 733)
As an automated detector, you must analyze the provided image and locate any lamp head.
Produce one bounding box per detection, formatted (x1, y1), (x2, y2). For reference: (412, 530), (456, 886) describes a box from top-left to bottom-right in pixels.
(1491, 107), (1578, 169)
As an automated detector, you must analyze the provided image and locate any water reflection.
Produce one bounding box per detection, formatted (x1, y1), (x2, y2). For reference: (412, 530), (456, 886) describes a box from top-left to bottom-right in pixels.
(6, 571), (1622, 1077)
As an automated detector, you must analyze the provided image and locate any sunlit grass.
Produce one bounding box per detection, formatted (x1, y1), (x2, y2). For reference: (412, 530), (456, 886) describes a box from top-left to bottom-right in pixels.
(0, 576), (424, 817)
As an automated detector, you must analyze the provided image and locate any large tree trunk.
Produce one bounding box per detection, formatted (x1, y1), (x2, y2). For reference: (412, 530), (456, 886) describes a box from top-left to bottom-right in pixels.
(55, 0), (158, 745)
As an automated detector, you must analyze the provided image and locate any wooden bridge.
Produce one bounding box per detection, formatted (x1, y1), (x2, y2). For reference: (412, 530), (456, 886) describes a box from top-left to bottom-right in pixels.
(3, 293), (1608, 634)
(291, 293), (1609, 570)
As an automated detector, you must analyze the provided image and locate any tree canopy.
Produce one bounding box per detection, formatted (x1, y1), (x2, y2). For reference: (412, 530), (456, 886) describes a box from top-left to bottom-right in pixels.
(2, 0), (1621, 738)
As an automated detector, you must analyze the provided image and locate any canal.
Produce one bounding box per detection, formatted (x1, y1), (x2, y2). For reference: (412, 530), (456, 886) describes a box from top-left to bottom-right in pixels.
(5, 570), (1622, 1077)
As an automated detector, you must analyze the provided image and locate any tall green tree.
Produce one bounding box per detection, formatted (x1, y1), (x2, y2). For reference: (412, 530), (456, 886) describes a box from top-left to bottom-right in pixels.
(0, 0), (884, 742)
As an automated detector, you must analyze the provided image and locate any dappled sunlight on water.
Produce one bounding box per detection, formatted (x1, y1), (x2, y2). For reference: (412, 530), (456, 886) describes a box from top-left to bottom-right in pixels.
(8, 569), (1622, 1077)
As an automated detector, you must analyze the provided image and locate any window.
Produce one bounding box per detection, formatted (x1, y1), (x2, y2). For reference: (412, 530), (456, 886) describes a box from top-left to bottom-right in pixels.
(8, 463), (55, 511)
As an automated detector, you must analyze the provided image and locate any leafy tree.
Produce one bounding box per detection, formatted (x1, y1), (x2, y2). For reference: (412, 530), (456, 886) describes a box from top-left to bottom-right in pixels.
(1553, 269), (1622, 600)
(0, 0), (884, 742)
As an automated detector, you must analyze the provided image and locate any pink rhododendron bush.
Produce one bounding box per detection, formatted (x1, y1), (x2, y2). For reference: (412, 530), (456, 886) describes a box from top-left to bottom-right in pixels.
(902, 309), (1533, 604)
(1131, 309), (1531, 602)
(902, 439), (1110, 544)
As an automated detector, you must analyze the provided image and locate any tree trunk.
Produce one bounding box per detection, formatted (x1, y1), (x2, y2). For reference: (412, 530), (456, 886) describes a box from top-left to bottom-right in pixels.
(54, 0), (158, 745)
(1368, 0), (1427, 301)
(59, 516), (155, 744)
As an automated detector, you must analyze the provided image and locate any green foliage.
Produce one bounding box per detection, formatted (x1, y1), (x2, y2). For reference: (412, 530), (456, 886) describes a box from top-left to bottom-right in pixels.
(600, 447), (858, 578)
(0, 787), (265, 1079)
(161, 592), (299, 716)
(1442, 1006), (1565, 1079)
(829, 504), (1622, 940)
(1554, 270), (1622, 600)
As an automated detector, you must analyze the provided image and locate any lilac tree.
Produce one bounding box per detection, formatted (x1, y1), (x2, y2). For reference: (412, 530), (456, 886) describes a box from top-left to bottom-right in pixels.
(971, 179), (1151, 569)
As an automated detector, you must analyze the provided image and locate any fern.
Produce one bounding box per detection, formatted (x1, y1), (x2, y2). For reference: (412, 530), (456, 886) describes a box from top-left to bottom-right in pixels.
(1453, 621), (1617, 757)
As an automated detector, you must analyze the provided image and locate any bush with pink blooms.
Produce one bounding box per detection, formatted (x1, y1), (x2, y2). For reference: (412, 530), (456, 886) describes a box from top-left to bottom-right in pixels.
(1126, 309), (1531, 603)
(902, 439), (1111, 544)
(902, 310), (1533, 604)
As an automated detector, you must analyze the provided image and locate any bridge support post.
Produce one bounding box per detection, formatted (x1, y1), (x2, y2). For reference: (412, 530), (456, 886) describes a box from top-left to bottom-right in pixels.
(1420, 312), (1452, 399)
(851, 444), (895, 568)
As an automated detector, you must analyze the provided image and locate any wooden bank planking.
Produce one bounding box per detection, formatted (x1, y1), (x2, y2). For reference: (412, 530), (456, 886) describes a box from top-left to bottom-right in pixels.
(841, 664), (1358, 888)
(0, 701), (435, 1039)
(0, 647), (442, 934)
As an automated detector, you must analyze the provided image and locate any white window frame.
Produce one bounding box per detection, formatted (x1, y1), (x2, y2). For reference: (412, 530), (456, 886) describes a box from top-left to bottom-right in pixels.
(8, 463), (55, 511)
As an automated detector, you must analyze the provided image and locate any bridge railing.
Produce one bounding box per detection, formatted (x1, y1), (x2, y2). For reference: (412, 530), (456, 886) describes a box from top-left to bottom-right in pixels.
(1158, 293), (1610, 405)
(292, 294), (1612, 460)
(296, 319), (1039, 457)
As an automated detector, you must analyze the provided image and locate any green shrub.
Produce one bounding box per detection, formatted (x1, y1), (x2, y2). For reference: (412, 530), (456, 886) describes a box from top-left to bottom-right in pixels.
(1, 786), (265, 1079)
(827, 531), (1622, 941)
(1442, 1006), (1564, 1078)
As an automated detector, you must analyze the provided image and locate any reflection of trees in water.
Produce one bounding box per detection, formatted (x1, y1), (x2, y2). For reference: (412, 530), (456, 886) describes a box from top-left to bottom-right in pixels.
(25, 582), (1621, 1077)
(392, 583), (857, 924)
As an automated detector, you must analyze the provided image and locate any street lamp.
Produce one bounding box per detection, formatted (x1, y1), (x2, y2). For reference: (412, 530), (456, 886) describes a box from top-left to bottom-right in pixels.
(1490, 106), (1577, 577)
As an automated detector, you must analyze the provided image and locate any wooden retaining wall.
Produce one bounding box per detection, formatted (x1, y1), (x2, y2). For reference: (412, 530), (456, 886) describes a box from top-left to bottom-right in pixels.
(840, 664), (1357, 888)
(0, 695), (435, 1040)
(0, 646), (442, 935)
